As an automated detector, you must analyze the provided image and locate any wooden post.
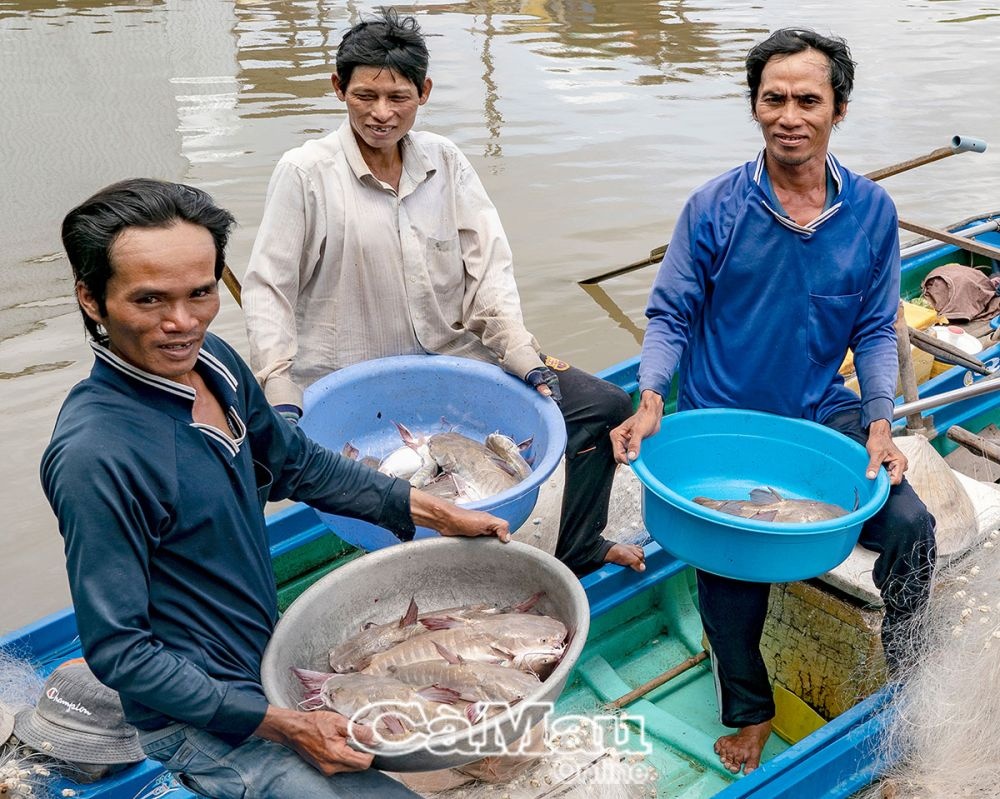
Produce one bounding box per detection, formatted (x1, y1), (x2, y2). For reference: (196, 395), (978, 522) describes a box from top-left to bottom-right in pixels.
(946, 425), (1000, 465)
(895, 301), (926, 435)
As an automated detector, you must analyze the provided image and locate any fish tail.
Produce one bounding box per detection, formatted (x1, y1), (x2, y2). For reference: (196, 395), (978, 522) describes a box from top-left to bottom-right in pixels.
(392, 420), (417, 448)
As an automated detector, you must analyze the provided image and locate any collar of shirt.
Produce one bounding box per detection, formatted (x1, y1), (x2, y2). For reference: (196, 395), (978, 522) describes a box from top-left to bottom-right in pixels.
(336, 120), (437, 199)
(89, 336), (247, 455)
(752, 149), (844, 236)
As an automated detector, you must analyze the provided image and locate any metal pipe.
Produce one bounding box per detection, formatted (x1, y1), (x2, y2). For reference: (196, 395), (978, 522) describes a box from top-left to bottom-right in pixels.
(951, 135), (988, 153)
(900, 219), (1000, 259)
(893, 373), (1000, 420)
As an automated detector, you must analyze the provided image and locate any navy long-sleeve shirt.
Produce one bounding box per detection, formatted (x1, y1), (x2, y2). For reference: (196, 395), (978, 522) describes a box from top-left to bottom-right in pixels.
(638, 151), (899, 429)
(40, 333), (414, 742)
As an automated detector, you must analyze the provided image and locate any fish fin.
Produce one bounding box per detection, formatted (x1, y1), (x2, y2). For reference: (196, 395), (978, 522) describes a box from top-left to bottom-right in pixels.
(440, 416), (456, 431)
(418, 684), (461, 704)
(752, 510), (779, 522)
(381, 713), (407, 736)
(750, 487), (782, 504)
(399, 596), (419, 628)
(341, 442), (359, 460)
(490, 645), (515, 662)
(853, 487), (860, 511)
(692, 496), (711, 506)
(392, 420), (418, 449)
(518, 436), (534, 451)
(717, 501), (746, 515)
(361, 621), (377, 631)
(509, 590), (546, 613)
(421, 616), (465, 631)
(489, 453), (519, 477)
(292, 666), (332, 693)
(432, 641), (462, 665)
(466, 702), (486, 724)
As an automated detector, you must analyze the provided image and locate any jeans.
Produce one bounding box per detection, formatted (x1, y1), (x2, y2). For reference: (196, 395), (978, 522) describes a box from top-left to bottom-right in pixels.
(139, 724), (419, 799)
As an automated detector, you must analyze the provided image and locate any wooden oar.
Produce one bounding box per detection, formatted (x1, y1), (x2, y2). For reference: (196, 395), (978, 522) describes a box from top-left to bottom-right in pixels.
(222, 265), (243, 307)
(898, 218), (1000, 262)
(604, 650), (709, 711)
(577, 135), (988, 285)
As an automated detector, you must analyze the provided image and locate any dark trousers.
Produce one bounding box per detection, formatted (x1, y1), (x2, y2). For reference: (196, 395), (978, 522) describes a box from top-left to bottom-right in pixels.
(697, 408), (937, 728)
(546, 362), (633, 575)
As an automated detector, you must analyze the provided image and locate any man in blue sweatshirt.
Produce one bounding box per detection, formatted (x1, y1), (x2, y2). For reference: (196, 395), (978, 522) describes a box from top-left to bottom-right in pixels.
(610, 29), (935, 776)
(43, 178), (510, 798)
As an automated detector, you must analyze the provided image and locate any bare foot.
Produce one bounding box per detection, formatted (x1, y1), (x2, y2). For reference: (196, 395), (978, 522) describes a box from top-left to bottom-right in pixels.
(604, 543), (646, 572)
(714, 720), (772, 774)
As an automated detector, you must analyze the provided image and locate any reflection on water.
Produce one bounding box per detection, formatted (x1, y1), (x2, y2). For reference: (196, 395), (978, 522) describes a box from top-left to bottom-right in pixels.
(1, 0), (1000, 632)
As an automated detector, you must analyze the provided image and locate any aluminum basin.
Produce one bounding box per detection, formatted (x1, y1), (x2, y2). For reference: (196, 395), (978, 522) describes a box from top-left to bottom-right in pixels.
(260, 537), (590, 772)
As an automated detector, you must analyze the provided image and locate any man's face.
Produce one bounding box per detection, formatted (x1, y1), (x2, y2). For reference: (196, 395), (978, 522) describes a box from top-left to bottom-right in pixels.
(77, 221), (220, 384)
(753, 48), (845, 169)
(333, 66), (431, 160)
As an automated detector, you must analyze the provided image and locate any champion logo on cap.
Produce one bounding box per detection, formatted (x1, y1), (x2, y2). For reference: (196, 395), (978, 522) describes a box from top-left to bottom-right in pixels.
(45, 687), (93, 716)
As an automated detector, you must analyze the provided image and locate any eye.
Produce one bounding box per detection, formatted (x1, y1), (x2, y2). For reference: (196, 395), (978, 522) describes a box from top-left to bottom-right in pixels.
(135, 295), (160, 305)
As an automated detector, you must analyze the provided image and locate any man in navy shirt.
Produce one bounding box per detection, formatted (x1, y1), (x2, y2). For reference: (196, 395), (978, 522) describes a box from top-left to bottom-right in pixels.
(611, 29), (935, 775)
(43, 178), (510, 798)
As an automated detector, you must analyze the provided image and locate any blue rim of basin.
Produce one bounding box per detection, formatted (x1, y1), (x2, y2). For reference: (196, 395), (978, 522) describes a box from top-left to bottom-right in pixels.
(630, 409), (891, 536)
(303, 354), (568, 510)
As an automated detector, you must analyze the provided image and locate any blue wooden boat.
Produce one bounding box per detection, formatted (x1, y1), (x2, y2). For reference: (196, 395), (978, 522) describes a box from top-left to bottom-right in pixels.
(3, 214), (999, 799)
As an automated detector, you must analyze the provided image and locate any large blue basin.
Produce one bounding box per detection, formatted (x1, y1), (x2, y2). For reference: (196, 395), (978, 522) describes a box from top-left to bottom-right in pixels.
(631, 409), (890, 582)
(300, 355), (567, 550)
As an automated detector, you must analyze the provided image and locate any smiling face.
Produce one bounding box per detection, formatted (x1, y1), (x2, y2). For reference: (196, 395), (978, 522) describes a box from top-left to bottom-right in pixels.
(333, 65), (431, 165)
(753, 48), (845, 170)
(76, 221), (220, 385)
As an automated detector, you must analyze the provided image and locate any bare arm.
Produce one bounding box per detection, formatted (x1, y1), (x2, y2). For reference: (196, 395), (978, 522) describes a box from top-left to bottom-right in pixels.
(409, 488), (511, 542)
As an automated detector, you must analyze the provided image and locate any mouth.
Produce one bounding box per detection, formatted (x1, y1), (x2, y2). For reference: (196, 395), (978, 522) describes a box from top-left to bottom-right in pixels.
(367, 124), (395, 136)
(775, 134), (807, 146)
(159, 339), (199, 358)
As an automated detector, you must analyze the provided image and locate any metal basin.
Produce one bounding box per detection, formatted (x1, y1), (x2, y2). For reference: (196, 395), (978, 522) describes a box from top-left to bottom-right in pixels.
(300, 354), (567, 551)
(631, 408), (890, 582)
(260, 537), (590, 772)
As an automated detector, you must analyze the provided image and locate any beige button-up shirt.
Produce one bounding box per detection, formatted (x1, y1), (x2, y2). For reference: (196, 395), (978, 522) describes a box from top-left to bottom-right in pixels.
(243, 122), (543, 409)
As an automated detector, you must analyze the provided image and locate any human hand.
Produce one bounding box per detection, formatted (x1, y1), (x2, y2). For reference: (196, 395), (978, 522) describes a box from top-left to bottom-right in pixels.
(525, 367), (562, 404)
(865, 419), (907, 485)
(610, 390), (663, 464)
(255, 705), (374, 776)
(409, 489), (512, 542)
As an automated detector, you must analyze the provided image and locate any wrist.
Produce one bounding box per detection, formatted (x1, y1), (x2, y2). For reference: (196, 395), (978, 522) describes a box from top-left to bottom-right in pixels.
(638, 390), (664, 414)
(409, 489), (451, 531)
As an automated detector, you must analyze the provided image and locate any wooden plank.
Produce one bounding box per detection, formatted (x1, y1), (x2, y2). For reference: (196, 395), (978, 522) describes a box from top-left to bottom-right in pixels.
(898, 218), (1000, 262)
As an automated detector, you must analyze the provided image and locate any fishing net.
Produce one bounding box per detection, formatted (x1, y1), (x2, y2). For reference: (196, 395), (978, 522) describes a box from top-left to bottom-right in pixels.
(0, 649), (43, 717)
(860, 533), (1000, 799)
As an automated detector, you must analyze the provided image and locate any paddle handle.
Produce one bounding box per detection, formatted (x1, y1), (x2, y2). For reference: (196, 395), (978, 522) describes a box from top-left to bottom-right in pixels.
(605, 650), (709, 711)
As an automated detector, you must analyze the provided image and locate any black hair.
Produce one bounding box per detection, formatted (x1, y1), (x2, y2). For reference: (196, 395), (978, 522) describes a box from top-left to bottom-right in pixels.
(746, 28), (855, 114)
(61, 178), (235, 344)
(335, 7), (429, 93)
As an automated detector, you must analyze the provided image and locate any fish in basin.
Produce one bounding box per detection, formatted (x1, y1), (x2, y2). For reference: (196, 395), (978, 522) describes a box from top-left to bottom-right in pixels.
(693, 486), (858, 523)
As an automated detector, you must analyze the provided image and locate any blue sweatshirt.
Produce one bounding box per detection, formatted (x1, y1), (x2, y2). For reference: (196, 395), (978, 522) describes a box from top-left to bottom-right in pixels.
(638, 151), (899, 428)
(41, 334), (414, 742)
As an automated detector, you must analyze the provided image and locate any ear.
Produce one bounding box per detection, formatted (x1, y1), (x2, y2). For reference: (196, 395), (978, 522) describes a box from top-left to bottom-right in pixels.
(418, 78), (432, 105)
(76, 282), (104, 325)
(834, 101), (847, 125)
(332, 73), (346, 101)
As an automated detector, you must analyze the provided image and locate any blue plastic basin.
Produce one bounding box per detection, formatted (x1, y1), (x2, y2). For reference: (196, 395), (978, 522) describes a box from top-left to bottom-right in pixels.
(630, 409), (890, 582)
(300, 355), (567, 550)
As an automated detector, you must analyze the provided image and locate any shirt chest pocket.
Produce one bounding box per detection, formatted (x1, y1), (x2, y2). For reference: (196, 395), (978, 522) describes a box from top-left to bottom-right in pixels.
(426, 235), (464, 295)
(808, 291), (863, 366)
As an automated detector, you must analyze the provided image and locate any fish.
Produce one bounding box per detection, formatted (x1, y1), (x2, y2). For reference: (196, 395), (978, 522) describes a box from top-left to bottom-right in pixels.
(293, 668), (461, 738)
(388, 654), (541, 722)
(360, 612), (568, 678)
(425, 432), (519, 498)
(341, 442), (381, 471)
(692, 486), (857, 523)
(328, 593), (546, 673)
(484, 433), (533, 481)
(329, 597), (426, 673)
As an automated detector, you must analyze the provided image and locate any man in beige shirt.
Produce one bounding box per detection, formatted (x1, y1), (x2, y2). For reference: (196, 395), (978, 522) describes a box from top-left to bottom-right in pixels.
(243, 9), (644, 576)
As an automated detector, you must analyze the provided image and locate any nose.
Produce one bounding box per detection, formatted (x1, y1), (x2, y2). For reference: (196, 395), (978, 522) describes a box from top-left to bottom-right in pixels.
(162, 301), (197, 332)
(371, 96), (392, 121)
(778, 100), (801, 127)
